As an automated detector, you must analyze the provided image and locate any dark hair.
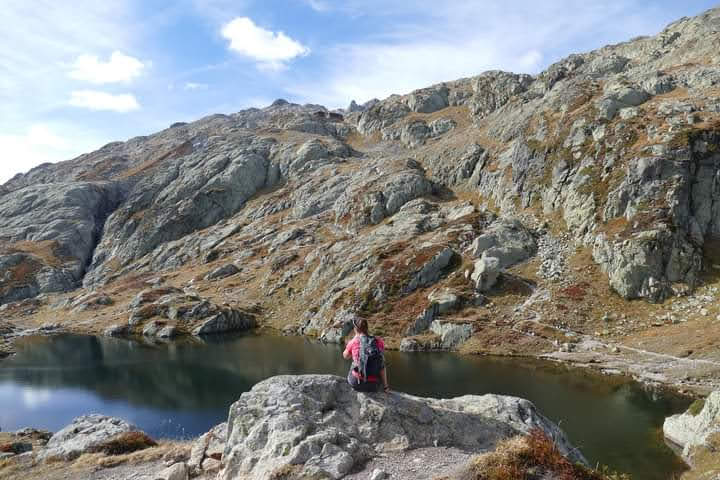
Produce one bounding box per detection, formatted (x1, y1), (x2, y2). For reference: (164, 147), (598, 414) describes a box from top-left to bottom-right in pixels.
(353, 317), (369, 334)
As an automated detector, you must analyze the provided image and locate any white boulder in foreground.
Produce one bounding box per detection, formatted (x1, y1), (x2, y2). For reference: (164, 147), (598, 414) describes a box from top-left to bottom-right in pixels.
(219, 374), (585, 480)
(38, 414), (138, 461)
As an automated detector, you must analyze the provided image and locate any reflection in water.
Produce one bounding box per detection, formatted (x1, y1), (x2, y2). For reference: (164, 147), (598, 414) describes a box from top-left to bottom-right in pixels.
(0, 333), (688, 480)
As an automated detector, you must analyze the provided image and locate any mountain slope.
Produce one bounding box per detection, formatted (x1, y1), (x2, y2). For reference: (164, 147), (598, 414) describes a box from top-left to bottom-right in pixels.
(3, 7), (720, 388)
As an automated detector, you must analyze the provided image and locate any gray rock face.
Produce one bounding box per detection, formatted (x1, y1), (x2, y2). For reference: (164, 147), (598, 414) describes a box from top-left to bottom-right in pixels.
(430, 321), (474, 349)
(220, 375), (585, 480)
(155, 463), (188, 480)
(471, 256), (500, 292)
(192, 309), (256, 336)
(205, 263), (240, 281)
(189, 422), (226, 476)
(0, 182), (123, 304)
(470, 218), (537, 269)
(39, 414), (138, 461)
(405, 248), (456, 293)
(664, 392), (720, 463)
(84, 148), (269, 287)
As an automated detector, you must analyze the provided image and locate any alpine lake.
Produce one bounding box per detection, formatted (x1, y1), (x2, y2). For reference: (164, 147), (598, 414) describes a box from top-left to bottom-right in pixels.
(0, 332), (690, 480)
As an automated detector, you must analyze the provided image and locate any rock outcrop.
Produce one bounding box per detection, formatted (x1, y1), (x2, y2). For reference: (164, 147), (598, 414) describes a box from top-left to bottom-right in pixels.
(126, 287), (256, 337)
(664, 392), (720, 465)
(219, 375), (585, 480)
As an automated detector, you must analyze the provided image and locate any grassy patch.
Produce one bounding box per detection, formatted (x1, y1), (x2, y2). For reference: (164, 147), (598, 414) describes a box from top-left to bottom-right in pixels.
(459, 429), (629, 480)
(88, 431), (158, 456)
(687, 398), (706, 416)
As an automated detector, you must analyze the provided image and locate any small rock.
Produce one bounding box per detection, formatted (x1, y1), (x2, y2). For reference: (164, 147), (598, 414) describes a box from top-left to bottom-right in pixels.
(158, 326), (178, 338)
(143, 320), (164, 337)
(104, 324), (129, 337)
(154, 462), (188, 480)
(371, 468), (389, 480)
(205, 264), (240, 281)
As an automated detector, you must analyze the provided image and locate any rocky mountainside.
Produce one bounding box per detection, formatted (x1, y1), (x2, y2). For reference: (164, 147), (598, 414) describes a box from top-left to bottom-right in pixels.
(3, 8), (720, 387)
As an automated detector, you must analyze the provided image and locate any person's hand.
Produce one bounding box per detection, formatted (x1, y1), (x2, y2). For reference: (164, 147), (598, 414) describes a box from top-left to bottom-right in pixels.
(383, 384), (390, 393)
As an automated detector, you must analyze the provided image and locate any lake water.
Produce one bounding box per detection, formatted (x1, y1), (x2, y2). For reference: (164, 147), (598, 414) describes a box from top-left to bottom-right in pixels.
(0, 333), (689, 479)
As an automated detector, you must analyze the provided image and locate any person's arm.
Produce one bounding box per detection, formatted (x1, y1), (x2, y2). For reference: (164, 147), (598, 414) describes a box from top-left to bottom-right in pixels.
(342, 337), (355, 360)
(380, 368), (389, 392)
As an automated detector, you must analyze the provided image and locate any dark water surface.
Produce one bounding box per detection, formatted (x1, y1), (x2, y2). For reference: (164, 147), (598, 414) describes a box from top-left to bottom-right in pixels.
(0, 333), (689, 479)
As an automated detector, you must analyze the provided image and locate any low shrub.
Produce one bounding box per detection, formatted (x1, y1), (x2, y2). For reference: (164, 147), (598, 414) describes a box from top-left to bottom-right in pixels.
(89, 431), (158, 456)
(460, 429), (630, 480)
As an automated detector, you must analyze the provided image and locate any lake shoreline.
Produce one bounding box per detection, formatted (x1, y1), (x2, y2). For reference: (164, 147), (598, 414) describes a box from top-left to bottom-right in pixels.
(0, 321), (709, 400)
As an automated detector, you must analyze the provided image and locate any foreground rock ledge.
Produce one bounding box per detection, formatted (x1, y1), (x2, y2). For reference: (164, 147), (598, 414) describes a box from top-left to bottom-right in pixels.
(220, 374), (585, 480)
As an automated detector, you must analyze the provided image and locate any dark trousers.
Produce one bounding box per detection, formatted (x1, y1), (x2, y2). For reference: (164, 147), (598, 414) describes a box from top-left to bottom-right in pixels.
(347, 369), (381, 392)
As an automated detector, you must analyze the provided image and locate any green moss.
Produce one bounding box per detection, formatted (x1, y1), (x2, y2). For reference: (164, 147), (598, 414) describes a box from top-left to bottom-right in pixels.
(688, 398), (706, 416)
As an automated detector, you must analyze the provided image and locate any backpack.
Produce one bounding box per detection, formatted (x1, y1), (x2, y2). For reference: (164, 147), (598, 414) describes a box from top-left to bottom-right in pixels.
(358, 335), (383, 382)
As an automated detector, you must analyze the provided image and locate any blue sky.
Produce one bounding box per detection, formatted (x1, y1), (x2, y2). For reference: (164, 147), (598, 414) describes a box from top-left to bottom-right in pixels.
(1, 0), (717, 183)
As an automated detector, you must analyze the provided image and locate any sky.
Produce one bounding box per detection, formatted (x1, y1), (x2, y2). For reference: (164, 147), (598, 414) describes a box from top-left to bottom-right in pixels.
(1, 0), (718, 184)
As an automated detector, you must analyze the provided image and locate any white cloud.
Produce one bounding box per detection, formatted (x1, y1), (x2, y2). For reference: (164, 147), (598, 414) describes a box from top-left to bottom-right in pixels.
(0, 124), (104, 183)
(69, 51), (145, 84)
(184, 82), (208, 91)
(304, 0), (330, 12)
(221, 17), (309, 70)
(69, 90), (140, 112)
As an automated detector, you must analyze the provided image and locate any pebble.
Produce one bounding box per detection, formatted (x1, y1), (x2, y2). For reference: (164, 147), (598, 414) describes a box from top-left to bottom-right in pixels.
(371, 469), (389, 480)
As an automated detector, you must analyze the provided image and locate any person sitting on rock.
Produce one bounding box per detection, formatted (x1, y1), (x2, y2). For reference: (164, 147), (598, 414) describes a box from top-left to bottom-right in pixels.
(342, 317), (389, 393)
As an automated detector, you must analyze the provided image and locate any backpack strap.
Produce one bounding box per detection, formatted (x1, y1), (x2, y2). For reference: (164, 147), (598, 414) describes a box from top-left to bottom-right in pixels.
(359, 335), (375, 381)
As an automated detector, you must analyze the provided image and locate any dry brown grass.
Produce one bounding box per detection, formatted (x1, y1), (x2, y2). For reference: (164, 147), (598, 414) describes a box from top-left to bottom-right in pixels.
(404, 105), (472, 129)
(3, 240), (65, 267)
(87, 432), (157, 456)
(459, 429), (626, 480)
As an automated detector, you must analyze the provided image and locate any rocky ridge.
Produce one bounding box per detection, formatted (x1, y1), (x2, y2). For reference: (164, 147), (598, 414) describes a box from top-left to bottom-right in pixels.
(3, 8), (720, 391)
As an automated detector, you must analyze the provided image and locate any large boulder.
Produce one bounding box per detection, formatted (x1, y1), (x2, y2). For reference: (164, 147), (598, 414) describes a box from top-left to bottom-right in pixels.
(664, 392), (720, 463)
(470, 218), (537, 269)
(219, 375), (585, 480)
(38, 414), (138, 461)
(471, 256), (500, 292)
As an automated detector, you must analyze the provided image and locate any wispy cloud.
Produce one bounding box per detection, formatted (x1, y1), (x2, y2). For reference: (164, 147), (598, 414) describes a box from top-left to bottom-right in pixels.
(68, 51), (145, 84)
(303, 0), (330, 12)
(184, 82), (208, 91)
(221, 17), (309, 71)
(69, 90), (140, 112)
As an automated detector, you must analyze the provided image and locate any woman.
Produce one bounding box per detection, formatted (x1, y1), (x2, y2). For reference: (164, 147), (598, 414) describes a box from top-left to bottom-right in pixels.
(342, 317), (389, 393)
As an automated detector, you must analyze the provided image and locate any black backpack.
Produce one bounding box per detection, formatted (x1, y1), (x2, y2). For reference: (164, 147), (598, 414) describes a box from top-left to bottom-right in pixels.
(358, 335), (383, 382)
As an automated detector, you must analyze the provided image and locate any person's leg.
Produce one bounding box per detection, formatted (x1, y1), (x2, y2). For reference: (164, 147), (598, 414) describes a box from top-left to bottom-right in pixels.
(348, 370), (362, 390)
(357, 381), (381, 393)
